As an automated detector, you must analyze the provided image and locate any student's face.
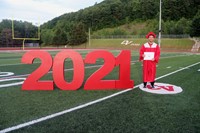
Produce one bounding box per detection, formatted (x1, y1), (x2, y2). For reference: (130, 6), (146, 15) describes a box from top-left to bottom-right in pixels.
(148, 35), (155, 42)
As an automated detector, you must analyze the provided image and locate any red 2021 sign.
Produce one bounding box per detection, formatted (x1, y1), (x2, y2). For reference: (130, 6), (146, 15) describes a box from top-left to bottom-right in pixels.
(21, 50), (134, 90)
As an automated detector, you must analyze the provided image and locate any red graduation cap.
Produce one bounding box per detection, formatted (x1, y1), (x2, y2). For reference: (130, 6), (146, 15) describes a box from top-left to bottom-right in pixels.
(146, 32), (156, 38)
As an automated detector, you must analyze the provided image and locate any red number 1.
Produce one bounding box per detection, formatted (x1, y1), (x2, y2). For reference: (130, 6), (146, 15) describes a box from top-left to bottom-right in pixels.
(115, 50), (134, 88)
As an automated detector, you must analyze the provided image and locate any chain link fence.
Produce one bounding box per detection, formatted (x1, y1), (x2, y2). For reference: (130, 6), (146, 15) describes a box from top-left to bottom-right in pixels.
(91, 34), (190, 39)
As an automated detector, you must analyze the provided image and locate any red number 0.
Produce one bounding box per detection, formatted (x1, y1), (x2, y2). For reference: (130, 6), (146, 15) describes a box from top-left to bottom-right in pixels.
(53, 50), (84, 90)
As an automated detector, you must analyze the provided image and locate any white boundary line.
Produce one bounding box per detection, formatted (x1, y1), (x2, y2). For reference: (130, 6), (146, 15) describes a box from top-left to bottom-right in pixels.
(0, 61), (199, 133)
(155, 62), (199, 80)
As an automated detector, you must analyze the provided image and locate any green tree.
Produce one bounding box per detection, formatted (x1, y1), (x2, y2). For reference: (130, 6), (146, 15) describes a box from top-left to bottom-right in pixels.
(68, 22), (87, 45)
(40, 0), (200, 37)
(0, 19), (38, 47)
(41, 29), (54, 45)
(0, 29), (13, 47)
(175, 18), (191, 34)
(190, 10), (200, 37)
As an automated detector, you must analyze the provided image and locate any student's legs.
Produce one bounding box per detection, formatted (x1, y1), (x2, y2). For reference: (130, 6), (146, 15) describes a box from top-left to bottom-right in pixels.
(150, 81), (155, 88)
(143, 82), (147, 88)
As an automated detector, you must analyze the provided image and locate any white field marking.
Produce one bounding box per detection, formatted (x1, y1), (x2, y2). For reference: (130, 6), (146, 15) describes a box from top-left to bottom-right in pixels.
(0, 65), (104, 81)
(0, 78), (25, 88)
(198, 69), (200, 72)
(0, 53), (192, 67)
(155, 62), (200, 80)
(166, 66), (171, 69)
(139, 83), (183, 94)
(0, 62), (41, 67)
(0, 61), (199, 133)
(0, 72), (14, 77)
(179, 67), (190, 69)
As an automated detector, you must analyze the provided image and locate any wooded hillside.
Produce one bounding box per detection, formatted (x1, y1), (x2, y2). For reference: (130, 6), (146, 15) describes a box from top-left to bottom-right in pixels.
(0, 0), (200, 47)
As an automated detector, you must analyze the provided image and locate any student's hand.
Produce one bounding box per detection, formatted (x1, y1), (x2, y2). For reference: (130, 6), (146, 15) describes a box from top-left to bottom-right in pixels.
(142, 54), (145, 58)
(152, 58), (155, 61)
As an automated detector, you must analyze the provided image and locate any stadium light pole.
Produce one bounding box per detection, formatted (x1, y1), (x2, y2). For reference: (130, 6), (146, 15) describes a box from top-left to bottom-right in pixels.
(158, 0), (162, 47)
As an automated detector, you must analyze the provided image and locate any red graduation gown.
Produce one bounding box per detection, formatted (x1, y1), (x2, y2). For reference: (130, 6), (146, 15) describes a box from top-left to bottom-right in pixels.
(139, 42), (160, 82)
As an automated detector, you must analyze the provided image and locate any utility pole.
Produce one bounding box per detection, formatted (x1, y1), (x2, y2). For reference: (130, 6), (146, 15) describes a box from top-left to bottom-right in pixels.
(88, 27), (91, 47)
(158, 0), (162, 47)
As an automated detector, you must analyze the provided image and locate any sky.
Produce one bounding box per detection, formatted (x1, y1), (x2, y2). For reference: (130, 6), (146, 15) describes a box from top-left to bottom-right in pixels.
(0, 0), (104, 25)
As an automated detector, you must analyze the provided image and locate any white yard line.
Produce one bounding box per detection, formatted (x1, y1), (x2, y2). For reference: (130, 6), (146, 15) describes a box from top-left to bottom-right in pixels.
(0, 61), (199, 133)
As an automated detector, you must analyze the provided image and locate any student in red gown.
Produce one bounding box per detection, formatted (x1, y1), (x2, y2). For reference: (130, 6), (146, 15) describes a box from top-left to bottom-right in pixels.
(139, 32), (160, 88)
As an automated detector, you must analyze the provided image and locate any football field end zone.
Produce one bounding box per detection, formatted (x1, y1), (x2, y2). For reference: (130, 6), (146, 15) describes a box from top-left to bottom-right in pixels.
(0, 61), (199, 133)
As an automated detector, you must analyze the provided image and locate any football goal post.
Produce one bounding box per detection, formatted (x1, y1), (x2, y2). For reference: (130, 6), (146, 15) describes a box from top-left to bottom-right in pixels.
(12, 19), (40, 50)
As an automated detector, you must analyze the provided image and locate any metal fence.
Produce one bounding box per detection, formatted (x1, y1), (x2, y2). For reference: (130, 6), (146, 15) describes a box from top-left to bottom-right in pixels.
(91, 34), (190, 39)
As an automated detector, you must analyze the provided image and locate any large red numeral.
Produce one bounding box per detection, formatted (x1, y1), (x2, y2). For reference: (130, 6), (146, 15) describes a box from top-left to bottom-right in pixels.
(84, 50), (115, 90)
(21, 50), (134, 90)
(53, 50), (84, 90)
(115, 50), (134, 88)
(21, 51), (53, 90)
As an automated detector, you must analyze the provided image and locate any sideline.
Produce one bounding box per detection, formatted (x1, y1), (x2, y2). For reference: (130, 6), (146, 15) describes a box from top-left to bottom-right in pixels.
(0, 61), (199, 133)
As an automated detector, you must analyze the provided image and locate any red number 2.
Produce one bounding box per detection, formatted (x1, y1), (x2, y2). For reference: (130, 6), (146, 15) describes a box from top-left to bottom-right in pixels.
(21, 51), (53, 90)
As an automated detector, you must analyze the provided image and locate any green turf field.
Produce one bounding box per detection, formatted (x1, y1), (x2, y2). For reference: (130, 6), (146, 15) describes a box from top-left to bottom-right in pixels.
(0, 49), (200, 133)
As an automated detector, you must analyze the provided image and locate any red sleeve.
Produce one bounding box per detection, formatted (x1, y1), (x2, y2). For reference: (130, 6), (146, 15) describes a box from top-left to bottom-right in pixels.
(155, 45), (160, 63)
(139, 45), (144, 61)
